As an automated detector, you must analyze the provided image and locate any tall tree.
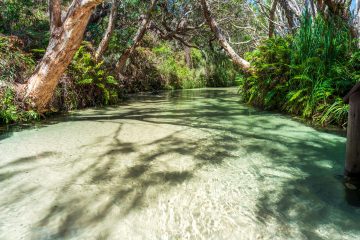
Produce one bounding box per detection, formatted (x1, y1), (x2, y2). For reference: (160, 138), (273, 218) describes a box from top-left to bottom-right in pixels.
(115, 0), (157, 75)
(269, 0), (279, 37)
(308, 0), (317, 18)
(318, 0), (356, 37)
(200, 0), (250, 70)
(23, 0), (103, 112)
(279, 0), (296, 34)
(184, 45), (192, 68)
(356, 0), (360, 40)
(95, 0), (119, 62)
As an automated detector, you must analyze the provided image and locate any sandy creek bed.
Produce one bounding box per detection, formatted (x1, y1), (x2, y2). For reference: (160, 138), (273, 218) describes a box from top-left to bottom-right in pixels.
(0, 88), (359, 239)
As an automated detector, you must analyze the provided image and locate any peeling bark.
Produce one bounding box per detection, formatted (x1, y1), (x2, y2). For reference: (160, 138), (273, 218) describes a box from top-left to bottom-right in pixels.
(309, 0), (317, 18)
(95, 0), (118, 62)
(200, 0), (250, 71)
(184, 45), (192, 68)
(49, 0), (62, 34)
(115, 0), (157, 74)
(24, 0), (103, 112)
(279, 0), (296, 34)
(269, 0), (279, 38)
(318, 0), (356, 37)
(356, 0), (360, 41)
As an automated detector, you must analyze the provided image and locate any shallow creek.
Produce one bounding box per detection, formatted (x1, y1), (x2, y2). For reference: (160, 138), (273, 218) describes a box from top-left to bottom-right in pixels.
(0, 88), (359, 240)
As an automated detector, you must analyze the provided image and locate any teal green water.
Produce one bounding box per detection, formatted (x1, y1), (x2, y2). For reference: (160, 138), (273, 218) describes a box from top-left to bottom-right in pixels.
(0, 88), (359, 239)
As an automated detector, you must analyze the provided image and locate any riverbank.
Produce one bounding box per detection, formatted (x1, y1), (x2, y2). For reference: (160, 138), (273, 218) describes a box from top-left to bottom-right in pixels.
(0, 87), (347, 137)
(0, 35), (239, 125)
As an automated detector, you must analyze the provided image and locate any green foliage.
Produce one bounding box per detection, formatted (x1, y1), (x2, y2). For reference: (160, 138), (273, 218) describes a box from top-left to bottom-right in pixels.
(206, 50), (239, 87)
(240, 13), (359, 127)
(0, 88), (38, 124)
(122, 39), (240, 92)
(318, 98), (349, 127)
(154, 43), (206, 90)
(0, 88), (18, 123)
(0, 36), (35, 84)
(149, 42), (237, 89)
(241, 37), (292, 107)
(0, 0), (49, 50)
(0, 36), (38, 124)
(125, 41), (207, 92)
(68, 42), (118, 106)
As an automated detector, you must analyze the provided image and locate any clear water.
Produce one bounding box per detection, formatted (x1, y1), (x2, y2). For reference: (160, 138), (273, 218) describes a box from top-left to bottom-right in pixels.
(0, 88), (359, 240)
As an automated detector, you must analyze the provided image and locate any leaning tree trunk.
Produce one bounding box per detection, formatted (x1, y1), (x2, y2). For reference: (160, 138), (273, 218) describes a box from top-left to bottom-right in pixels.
(200, 0), (250, 71)
(95, 0), (119, 62)
(24, 0), (103, 112)
(115, 0), (157, 75)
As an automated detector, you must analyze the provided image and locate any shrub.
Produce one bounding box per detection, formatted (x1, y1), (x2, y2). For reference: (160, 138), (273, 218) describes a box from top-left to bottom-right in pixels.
(240, 13), (359, 127)
(206, 50), (239, 87)
(0, 87), (38, 124)
(67, 42), (119, 106)
(0, 0), (49, 50)
(0, 35), (35, 84)
(123, 41), (207, 92)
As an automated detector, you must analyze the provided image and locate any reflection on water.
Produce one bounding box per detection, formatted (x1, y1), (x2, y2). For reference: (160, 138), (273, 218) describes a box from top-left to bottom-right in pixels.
(345, 188), (360, 207)
(0, 88), (359, 239)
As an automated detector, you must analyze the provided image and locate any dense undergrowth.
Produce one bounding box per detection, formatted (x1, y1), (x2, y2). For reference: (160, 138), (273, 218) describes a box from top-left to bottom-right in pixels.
(2, 1), (358, 128)
(121, 36), (238, 92)
(0, 36), (39, 123)
(0, 33), (238, 124)
(55, 42), (120, 111)
(239, 13), (360, 127)
(0, 0), (239, 124)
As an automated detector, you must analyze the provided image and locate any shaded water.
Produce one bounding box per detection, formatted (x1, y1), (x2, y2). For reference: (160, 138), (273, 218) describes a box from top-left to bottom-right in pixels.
(0, 88), (359, 239)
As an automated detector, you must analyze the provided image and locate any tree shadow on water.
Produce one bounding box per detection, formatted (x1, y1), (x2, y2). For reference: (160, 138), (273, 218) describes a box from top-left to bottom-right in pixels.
(26, 121), (238, 239)
(244, 130), (360, 238)
(35, 90), (357, 238)
(1, 89), (357, 239)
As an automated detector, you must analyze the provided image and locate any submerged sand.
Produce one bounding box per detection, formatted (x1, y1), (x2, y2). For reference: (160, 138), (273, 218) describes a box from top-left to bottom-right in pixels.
(0, 88), (359, 239)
